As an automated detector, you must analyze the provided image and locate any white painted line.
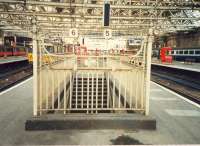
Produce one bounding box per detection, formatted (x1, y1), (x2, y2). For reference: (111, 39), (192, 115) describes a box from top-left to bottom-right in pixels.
(165, 109), (200, 117)
(0, 77), (33, 96)
(150, 89), (163, 92)
(151, 81), (200, 109)
(150, 97), (177, 101)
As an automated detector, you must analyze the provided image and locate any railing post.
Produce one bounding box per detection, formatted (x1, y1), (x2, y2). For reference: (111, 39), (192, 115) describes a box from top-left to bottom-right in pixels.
(145, 28), (153, 115)
(32, 17), (38, 116)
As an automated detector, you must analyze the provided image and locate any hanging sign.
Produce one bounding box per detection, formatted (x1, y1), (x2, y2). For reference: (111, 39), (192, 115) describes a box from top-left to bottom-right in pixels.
(69, 28), (78, 38)
(104, 29), (112, 39)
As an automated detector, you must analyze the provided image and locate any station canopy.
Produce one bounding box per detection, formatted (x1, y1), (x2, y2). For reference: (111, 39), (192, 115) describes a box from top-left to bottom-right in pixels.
(0, 0), (200, 39)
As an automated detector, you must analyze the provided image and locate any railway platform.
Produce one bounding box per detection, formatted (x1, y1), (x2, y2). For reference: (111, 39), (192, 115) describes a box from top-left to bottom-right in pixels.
(0, 56), (28, 65)
(0, 78), (199, 145)
(152, 58), (200, 73)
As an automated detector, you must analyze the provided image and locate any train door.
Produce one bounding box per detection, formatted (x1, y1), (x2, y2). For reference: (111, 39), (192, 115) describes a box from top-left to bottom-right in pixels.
(160, 47), (173, 63)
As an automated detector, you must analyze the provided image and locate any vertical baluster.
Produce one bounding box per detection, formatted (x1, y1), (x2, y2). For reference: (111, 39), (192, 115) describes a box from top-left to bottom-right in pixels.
(124, 71), (127, 108)
(113, 74), (115, 109)
(118, 72), (121, 108)
(91, 73), (94, 113)
(138, 69), (142, 109)
(76, 72), (78, 109)
(101, 73), (104, 108)
(130, 71), (133, 109)
(69, 72), (72, 109)
(87, 73), (89, 114)
(64, 71), (66, 114)
(46, 69), (49, 110)
(39, 67), (42, 115)
(81, 72), (83, 109)
(96, 72), (98, 113)
(51, 70), (54, 110)
(135, 70), (138, 109)
(39, 47), (42, 115)
(57, 70), (60, 109)
(107, 72), (110, 108)
(141, 70), (144, 109)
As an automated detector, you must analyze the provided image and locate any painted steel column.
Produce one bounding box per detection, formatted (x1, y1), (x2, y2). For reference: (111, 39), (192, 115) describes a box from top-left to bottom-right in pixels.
(32, 18), (38, 116)
(145, 28), (153, 115)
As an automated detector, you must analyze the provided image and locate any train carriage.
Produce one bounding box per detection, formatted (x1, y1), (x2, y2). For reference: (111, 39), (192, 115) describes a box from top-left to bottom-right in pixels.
(0, 36), (32, 57)
(171, 48), (200, 62)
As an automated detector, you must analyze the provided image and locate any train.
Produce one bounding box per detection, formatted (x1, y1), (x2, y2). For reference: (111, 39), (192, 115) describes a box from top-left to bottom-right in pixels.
(0, 36), (32, 57)
(153, 47), (200, 63)
(171, 48), (200, 62)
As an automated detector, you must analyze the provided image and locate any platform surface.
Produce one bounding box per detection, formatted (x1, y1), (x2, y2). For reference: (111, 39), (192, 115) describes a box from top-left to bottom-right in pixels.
(0, 78), (199, 145)
(152, 58), (200, 72)
(0, 56), (28, 65)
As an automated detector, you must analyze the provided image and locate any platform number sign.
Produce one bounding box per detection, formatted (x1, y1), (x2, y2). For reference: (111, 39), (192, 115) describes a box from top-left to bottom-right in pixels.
(104, 29), (112, 39)
(69, 28), (78, 38)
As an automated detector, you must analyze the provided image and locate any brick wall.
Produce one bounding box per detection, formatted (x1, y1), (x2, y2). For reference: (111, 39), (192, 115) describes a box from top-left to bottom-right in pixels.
(166, 30), (200, 48)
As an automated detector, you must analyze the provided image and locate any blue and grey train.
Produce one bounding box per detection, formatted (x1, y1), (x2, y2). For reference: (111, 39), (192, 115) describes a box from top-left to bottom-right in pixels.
(171, 48), (200, 62)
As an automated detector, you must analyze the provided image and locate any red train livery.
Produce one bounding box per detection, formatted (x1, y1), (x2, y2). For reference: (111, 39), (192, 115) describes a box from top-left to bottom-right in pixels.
(160, 47), (173, 63)
(0, 36), (32, 57)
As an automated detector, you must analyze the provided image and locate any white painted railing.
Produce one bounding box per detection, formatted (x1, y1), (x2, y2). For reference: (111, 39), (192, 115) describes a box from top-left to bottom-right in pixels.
(33, 30), (153, 116)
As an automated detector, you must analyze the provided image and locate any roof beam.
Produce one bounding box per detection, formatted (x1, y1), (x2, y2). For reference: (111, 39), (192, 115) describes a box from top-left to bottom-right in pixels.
(0, 0), (199, 10)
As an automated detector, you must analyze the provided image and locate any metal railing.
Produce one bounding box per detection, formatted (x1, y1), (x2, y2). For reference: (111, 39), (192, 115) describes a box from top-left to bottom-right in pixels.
(32, 30), (153, 116)
(34, 53), (148, 115)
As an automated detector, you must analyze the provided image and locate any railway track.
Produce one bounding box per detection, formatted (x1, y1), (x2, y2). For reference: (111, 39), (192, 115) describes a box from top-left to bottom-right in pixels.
(151, 64), (200, 104)
(0, 60), (33, 92)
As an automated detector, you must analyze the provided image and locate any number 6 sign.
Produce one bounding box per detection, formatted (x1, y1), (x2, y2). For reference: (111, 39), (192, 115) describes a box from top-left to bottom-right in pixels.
(69, 28), (78, 37)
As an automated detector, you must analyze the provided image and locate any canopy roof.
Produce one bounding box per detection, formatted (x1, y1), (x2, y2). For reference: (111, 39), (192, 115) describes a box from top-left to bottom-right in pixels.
(0, 0), (200, 38)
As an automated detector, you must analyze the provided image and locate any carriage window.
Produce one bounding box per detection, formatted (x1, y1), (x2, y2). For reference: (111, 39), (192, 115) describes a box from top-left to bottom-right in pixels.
(179, 51), (183, 54)
(165, 51), (171, 55)
(171, 51), (174, 54)
(184, 50), (188, 54)
(195, 50), (200, 54)
(189, 50), (194, 54)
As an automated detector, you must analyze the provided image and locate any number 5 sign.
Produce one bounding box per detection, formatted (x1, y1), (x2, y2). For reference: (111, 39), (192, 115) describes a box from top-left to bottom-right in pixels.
(69, 28), (78, 38)
(104, 29), (112, 39)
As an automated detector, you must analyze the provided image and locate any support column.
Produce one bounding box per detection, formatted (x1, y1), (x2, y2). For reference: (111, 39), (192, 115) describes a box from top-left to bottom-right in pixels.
(145, 28), (153, 116)
(32, 18), (38, 116)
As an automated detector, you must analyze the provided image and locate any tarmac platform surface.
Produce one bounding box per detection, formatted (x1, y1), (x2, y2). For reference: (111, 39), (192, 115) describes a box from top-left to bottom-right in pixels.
(0, 56), (28, 65)
(0, 78), (200, 145)
(152, 58), (200, 72)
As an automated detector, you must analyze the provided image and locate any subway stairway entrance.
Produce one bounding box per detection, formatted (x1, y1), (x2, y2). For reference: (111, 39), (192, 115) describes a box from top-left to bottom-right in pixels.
(26, 33), (156, 130)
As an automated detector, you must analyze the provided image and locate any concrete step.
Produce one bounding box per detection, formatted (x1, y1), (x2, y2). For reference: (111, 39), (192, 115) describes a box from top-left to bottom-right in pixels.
(71, 104), (108, 108)
(71, 100), (108, 104)
(73, 84), (107, 86)
(72, 91), (107, 94)
(25, 114), (156, 130)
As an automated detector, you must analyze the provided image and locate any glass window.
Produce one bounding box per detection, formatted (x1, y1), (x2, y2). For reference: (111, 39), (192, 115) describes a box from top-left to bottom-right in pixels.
(180, 51), (183, 54)
(195, 50), (200, 54)
(171, 51), (174, 54)
(184, 50), (188, 54)
(189, 50), (194, 54)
